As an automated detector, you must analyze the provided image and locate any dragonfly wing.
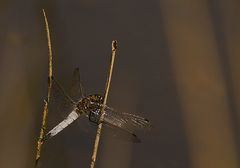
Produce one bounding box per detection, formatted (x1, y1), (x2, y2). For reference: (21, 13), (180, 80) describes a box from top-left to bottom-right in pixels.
(69, 68), (85, 102)
(50, 78), (76, 114)
(48, 77), (77, 130)
(101, 106), (150, 142)
(103, 106), (151, 131)
(103, 123), (141, 143)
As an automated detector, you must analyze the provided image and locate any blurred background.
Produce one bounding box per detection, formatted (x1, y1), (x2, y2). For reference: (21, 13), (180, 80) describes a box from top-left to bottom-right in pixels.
(0, 0), (239, 168)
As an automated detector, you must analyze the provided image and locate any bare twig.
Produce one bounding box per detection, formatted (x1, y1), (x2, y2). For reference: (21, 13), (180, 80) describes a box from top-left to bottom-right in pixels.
(89, 40), (117, 168)
(35, 9), (53, 167)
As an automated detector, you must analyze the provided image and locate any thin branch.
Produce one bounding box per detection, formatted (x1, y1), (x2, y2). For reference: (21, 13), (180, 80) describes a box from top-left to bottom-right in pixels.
(89, 40), (117, 168)
(35, 9), (53, 167)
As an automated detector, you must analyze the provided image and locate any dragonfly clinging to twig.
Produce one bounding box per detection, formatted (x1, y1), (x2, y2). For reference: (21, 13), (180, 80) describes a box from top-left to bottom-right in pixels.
(44, 68), (151, 142)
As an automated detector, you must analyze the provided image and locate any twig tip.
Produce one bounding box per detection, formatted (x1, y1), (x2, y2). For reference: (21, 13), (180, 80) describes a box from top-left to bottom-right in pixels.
(112, 40), (117, 50)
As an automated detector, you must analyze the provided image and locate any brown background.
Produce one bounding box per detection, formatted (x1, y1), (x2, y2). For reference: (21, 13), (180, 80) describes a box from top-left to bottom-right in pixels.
(0, 0), (239, 168)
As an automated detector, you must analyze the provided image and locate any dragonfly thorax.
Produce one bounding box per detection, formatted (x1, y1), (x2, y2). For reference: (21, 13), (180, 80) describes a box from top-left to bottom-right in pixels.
(76, 94), (104, 122)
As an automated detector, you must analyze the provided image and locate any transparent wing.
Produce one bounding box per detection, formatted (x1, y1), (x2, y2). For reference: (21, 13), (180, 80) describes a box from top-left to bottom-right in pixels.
(46, 77), (85, 139)
(50, 68), (84, 116)
(69, 68), (85, 102)
(103, 123), (141, 143)
(103, 106), (151, 132)
(49, 77), (76, 121)
(97, 106), (151, 142)
(50, 78), (76, 114)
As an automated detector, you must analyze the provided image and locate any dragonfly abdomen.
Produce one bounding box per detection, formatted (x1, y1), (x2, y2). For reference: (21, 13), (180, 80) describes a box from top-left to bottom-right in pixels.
(44, 110), (80, 140)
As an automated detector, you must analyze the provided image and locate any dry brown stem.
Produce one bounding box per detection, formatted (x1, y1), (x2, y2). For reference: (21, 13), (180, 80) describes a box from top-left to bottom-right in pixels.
(89, 40), (117, 168)
(35, 9), (53, 167)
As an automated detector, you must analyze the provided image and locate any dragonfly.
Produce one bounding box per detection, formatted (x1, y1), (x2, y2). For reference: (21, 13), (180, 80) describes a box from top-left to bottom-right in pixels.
(44, 68), (150, 142)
